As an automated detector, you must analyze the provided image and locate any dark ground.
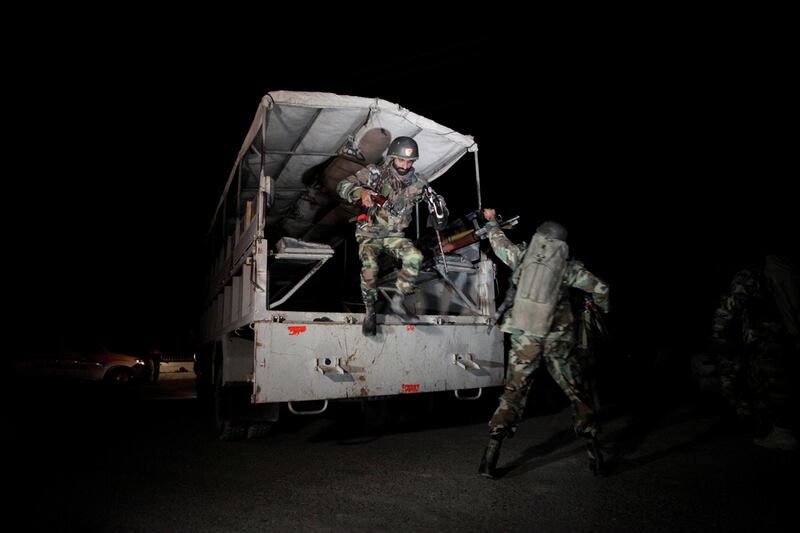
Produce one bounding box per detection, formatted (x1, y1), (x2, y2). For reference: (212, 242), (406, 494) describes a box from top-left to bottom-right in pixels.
(5, 357), (797, 533)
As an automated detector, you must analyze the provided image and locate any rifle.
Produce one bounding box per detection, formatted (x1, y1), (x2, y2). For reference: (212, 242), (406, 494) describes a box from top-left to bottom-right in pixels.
(350, 189), (389, 225)
(586, 296), (610, 341)
(579, 295), (611, 347)
(442, 211), (519, 253)
(487, 284), (516, 334)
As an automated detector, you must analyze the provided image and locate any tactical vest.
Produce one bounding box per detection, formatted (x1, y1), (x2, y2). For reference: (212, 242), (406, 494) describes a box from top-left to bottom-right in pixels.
(356, 164), (423, 238)
(509, 233), (569, 335)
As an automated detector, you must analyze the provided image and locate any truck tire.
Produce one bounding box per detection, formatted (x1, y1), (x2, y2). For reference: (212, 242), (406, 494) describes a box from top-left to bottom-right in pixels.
(213, 365), (235, 437)
(213, 362), (253, 441)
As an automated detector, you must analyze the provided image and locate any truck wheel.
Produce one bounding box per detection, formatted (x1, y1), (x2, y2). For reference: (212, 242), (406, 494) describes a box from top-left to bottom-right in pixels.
(213, 368), (232, 435)
(213, 368), (252, 440)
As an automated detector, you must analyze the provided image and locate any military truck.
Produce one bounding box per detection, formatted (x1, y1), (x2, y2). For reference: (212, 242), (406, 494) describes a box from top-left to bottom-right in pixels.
(196, 91), (509, 439)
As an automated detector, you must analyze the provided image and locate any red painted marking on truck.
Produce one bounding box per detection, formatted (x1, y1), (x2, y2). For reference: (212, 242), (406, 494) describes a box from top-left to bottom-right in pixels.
(287, 326), (307, 336)
(401, 384), (420, 393)
(406, 325), (415, 331)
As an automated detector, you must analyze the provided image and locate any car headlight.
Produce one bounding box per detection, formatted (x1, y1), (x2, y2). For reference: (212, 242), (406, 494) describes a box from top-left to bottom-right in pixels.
(135, 359), (145, 366)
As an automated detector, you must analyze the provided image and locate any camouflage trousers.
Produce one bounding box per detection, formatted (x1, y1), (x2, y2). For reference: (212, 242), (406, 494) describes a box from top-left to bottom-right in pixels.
(718, 339), (792, 427)
(356, 235), (422, 304)
(489, 329), (597, 438)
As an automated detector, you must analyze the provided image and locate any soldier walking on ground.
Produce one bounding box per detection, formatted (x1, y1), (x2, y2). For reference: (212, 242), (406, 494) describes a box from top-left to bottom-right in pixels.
(478, 209), (610, 478)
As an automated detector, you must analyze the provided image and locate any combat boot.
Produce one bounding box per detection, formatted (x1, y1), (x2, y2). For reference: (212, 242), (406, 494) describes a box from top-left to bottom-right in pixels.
(388, 292), (418, 322)
(362, 302), (377, 337)
(478, 436), (504, 479)
(586, 437), (606, 476)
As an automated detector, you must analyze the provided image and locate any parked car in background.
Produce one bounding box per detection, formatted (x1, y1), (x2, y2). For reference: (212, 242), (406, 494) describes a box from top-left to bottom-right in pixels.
(12, 339), (156, 387)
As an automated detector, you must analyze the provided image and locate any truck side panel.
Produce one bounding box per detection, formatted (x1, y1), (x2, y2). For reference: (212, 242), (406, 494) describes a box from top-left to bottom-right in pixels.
(253, 316), (503, 403)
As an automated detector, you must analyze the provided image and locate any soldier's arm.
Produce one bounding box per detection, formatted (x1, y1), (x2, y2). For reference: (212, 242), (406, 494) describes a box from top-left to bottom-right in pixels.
(565, 260), (610, 312)
(485, 219), (525, 271)
(337, 166), (373, 203)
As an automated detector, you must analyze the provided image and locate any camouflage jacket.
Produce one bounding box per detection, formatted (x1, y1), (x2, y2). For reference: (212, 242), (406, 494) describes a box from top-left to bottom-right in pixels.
(485, 220), (610, 341)
(711, 267), (785, 346)
(337, 163), (427, 238)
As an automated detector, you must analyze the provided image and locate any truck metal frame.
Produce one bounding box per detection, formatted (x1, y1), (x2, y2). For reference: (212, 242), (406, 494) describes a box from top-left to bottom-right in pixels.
(196, 91), (505, 438)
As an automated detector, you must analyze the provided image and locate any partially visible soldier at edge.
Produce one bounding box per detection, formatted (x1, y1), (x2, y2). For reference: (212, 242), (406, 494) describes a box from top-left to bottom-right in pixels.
(709, 253), (799, 451)
(478, 208), (610, 478)
(337, 136), (447, 337)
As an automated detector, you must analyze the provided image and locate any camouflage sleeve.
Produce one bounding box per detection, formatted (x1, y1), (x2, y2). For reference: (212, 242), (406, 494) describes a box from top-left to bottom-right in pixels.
(485, 220), (525, 271)
(564, 260), (610, 312)
(711, 269), (757, 339)
(337, 166), (373, 203)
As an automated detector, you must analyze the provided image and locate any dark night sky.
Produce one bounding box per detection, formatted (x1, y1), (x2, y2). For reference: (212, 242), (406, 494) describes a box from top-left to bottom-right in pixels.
(7, 25), (795, 353)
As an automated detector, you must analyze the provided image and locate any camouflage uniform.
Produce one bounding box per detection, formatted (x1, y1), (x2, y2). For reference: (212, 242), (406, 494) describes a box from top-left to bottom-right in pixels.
(711, 265), (793, 428)
(337, 162), (426, 304)
(485, 220), (610, 439)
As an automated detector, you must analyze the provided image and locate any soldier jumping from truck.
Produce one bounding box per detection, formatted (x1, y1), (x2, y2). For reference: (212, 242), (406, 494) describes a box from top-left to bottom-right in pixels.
(337, 136), (448, 336)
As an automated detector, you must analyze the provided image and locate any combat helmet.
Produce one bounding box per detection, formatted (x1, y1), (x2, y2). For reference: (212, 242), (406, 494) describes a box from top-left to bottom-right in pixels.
(536, 220), (568, 241)
(387, 136), (419, 161)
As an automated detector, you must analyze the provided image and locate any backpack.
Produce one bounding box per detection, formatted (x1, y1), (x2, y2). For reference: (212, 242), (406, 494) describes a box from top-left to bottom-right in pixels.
(509, 233), (569, 335)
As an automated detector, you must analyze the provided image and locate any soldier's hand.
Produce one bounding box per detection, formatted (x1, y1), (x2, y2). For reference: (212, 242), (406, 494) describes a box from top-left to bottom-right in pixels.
(360, 189), (374, 208)
(482, 208), (496, 221)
